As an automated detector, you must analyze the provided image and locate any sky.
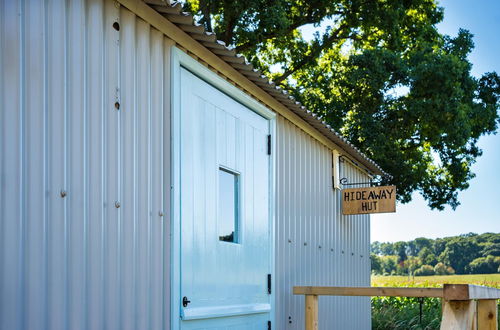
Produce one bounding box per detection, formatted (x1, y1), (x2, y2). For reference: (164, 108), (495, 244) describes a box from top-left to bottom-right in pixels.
(371, 0), (500, 242)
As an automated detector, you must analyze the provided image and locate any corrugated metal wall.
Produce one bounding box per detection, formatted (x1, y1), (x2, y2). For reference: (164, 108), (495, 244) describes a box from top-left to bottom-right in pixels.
(276, 115), (371, 329)
(0, 0), (171, 329)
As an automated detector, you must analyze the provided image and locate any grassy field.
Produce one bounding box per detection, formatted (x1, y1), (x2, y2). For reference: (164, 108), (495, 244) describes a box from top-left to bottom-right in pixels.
(372, 273), (500, 287)
(370, 274), (500, 329)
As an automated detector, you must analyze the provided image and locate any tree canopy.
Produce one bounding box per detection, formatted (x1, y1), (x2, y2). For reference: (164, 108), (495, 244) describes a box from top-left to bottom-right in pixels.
(371, 233), (500, 275)
(184, 0), (500, 209)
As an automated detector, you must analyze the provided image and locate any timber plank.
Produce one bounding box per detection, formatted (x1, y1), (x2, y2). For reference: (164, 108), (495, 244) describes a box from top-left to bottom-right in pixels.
(477, 300), (498, 330)
(305, 295), (318, 330)
(440, 300), (477, 330)
(294, 286), (443, 298)
(444, 284), (500, 301)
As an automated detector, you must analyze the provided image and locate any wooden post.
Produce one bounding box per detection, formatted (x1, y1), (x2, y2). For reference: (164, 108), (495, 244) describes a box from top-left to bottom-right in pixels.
(305, 294), (318, 330)
(477, 300), (498, 330)
(441, 300), (477, 330)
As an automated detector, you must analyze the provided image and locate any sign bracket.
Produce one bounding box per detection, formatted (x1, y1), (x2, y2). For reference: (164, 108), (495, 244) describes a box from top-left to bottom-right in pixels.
(340, 177), (381, 187)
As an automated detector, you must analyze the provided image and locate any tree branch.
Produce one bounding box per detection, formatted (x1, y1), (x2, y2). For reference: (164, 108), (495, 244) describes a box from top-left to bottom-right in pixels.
(235, 20), (311, 53)
(273, 24), (351, 85)
(235, 10), (346, 53)
(198, 0), (212, 32)
(273, 27), (380, 85)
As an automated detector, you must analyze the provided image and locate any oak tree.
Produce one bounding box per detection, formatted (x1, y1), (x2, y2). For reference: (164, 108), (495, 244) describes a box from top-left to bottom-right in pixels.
(184, 0), (500, 209)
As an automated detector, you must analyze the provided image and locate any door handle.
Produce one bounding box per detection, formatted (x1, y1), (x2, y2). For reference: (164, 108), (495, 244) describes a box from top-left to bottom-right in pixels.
(182, 296), (191, 307)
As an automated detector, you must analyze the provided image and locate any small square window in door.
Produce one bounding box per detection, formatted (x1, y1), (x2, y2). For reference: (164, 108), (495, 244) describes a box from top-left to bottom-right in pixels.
(218, 168), (240, 243)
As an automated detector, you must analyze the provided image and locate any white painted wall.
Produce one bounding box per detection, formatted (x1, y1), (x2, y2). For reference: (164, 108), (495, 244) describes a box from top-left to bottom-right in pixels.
(275, 115), (372, 329)
(0, 0), (172, 329)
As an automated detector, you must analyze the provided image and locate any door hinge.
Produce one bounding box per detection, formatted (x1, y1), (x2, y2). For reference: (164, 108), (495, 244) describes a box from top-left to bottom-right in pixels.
(267, 273), (271, 294)
(267, 135), (271, 155)
(267, 320), (271, 330)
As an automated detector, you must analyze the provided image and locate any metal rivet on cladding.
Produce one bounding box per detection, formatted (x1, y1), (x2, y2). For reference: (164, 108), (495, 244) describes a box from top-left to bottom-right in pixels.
(330, 248), (334, 252)
(351, 252), (354, 256)
(159, 211), (164, 217)
(342, 250), (345, 254)
(60, 190), (67, 198)
(303, 242), (307, 246)
(113, 22), (120, 31)
(288, 239), (292, 243)
(361, 255), (364, 258)
(114, 102), (120, 110)
(115, 201), (121, 208)
(318, 245), (322, 249)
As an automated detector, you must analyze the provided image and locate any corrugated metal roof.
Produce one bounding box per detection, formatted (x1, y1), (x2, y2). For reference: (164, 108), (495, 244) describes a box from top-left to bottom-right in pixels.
(145, 0), (388, 176)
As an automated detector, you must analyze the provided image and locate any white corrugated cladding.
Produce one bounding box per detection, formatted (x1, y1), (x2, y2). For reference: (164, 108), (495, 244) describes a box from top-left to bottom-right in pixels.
(0, 0), (171, 329)
(276, 115), (371, 329)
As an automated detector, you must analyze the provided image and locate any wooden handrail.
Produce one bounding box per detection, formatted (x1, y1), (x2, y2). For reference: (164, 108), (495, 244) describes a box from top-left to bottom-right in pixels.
(293, 285), (500, 330)
(294, 284), (500, 300)
(444, 284), (500, 300)
(293, 286), (443, 298)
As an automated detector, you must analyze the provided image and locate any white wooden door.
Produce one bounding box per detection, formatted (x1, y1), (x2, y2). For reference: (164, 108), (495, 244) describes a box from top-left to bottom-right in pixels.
(179, 68), (271, 329)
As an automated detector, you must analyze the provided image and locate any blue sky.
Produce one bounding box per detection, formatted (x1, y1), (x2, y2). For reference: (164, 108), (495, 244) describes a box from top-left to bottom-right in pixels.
(371, 0), (500, 242)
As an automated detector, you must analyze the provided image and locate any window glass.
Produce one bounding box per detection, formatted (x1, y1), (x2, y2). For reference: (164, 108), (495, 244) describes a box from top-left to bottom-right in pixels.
(218, 168), (239, 243)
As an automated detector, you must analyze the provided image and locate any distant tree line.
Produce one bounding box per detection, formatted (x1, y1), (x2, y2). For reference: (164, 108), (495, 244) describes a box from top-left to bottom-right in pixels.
(371, 233), (500, 276)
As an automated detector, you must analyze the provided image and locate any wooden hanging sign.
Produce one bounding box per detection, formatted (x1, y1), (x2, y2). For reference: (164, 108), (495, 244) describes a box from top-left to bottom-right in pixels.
(342, 185), (396, 215)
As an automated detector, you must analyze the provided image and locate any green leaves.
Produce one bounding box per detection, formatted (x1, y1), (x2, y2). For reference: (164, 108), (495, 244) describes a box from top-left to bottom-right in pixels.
(183, 0), (500, 210)
(372, 232), (500, 275)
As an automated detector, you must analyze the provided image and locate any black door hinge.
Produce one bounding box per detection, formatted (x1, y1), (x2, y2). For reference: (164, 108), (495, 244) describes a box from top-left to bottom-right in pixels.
(267, 273), (271, 294)
(267, 320), (271, 330)
(267, 135), (271, 155)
